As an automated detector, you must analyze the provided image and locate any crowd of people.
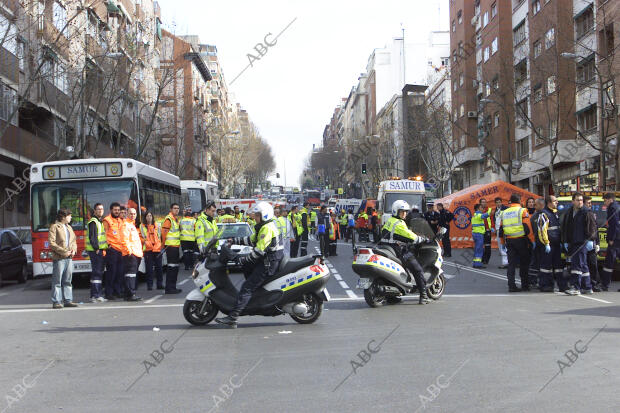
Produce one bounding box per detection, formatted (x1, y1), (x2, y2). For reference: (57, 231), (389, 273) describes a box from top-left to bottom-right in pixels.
(462, 192), (619, 294)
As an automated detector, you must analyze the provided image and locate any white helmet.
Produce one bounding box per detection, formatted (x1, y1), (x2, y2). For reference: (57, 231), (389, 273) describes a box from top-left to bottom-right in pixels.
(252, 201), (274, 221)
(391, 200), (411, 216)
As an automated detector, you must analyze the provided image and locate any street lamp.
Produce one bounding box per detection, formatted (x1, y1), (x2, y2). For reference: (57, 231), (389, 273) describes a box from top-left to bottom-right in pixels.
(217, 130), (240, 191)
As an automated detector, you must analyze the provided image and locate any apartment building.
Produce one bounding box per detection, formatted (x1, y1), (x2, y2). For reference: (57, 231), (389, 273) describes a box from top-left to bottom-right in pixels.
(0, 0), (163, 226)
(450, 0), (618, 194)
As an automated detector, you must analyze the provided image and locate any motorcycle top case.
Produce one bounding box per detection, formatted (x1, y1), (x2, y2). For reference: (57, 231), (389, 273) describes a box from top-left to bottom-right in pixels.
(352, 251), (407, 280)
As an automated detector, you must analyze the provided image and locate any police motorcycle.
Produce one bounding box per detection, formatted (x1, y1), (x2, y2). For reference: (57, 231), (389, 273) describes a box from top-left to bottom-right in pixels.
(183, 232), (331, 326)
(352, 217), (447, 307)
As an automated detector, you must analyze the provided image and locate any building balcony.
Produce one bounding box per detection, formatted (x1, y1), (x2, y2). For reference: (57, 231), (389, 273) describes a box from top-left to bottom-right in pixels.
(38, 80), (69, 117)
(0, 46), (19, 84)
(0, 121), (58, 163)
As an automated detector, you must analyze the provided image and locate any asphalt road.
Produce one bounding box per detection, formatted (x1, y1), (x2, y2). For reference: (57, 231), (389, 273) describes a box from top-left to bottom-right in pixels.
(1, 238), (620, 413)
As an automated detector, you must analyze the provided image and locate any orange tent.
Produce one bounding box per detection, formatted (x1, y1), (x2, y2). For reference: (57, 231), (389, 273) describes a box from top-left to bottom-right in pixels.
(434, 181), (540, 248)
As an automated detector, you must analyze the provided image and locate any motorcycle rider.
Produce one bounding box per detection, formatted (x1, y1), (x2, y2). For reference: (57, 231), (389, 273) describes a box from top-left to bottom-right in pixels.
(380, 200), (431, 304)
(215, 202), (284, 327)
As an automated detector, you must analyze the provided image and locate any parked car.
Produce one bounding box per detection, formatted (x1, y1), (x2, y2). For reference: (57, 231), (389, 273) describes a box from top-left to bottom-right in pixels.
(0, 229), (28, 285)
(216, 222), (254, 269)
(6, 226), (32, 276)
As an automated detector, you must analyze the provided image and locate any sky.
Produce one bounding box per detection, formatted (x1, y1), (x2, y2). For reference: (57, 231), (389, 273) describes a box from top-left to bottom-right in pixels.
(156, 0), (449, 188)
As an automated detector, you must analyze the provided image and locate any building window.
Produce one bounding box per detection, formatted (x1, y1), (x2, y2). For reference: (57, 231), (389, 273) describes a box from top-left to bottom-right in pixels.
(517, 98), (528, 122)
(457, 10), (462, 24)
(42, 56), (69, 94)
(535, 126), (544, 145)
(0, 81), (18, 126)
(491, 2), (497, 18)
(533, 40), (541, 58)
(491, 37), (498, 54)
(577, 105), (597, 132)
(577, 55), (595, 84)
(532, 0), (541, 15)
(533, 84), (543, 102)
(454, 108), (458, 120)
(0, 13), (17, 56)
(453, 50), (458, 63)
(576, 6), (594, 39)
(460, 104), (465, 117)
(53, 1), (67, 36)
(599, 23), (615, 58)
(514, 59), (527, 84)
(486, 83), (491, 96)
(602, 81), (615, 107)
(545, 27), (555, 49)
(483, 11), (489, 27)
(483, 47), (490, 62)
(460, 134), (466, 148)
(516, 137), (530, 160)
(513, 21), (526, 47)
(459, 73), (464, 86)
(494, 111), (500, 127)
(16, 40), (24, 71)
(458, 41), (464, 56)
(549, 119), (557, 139)
(452, 20), (456, 32)
(492, 76), (499, 90)
(547, 75), (556, 94)
(453, 80), (457, 91)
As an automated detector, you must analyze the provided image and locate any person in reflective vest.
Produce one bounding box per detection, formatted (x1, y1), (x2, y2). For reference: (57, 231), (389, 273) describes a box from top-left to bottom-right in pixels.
(602, 193), (619, 291)
(234, 206), (243, 222)
(161, 203), (182, 294)
(499, 194), (532, 292)
(274, 206), (292, 256)
(215, 202), (284, 328)
(339, 210), (348, 240)
(121, 208), (143, 301)
(288, 205), (301, 257)
(380, 200), (431, 304)
(195, 201), (219, 253)
(179, 208), (197, 270)
(535, 195), (565, 292)
(103, 202), (126, 300)
(86, 202), (108, 302)
(310, 208), (317, 236)
(471, 203), (489, 268)
(219, 207), (237, 223)
(140, 211), (163, 290)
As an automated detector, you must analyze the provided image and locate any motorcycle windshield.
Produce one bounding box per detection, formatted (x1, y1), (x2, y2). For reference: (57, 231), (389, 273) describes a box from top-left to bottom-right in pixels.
(409, 218), (437, 239)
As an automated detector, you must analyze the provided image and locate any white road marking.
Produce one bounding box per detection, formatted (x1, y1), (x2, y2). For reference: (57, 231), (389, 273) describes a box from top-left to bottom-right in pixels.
(144, 295), (163, 304)
(0, 292), (9, 297)
(345, 290), (358, 299)
(575, 295), (613, 304)
(179, 279), (190, 285)
(333, 274), (343, 281)
(443, 262), (519, 284)
(338, 281), (349, 289)
(0, 304), (183, 314)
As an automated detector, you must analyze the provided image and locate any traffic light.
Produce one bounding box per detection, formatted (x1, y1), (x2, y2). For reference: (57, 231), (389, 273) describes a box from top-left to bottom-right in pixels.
(361, 163), (367, 174)
(276, 173), (280, 178)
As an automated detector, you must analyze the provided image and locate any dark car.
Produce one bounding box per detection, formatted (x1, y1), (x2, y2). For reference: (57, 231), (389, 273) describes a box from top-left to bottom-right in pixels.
(0, 229), (28, 285)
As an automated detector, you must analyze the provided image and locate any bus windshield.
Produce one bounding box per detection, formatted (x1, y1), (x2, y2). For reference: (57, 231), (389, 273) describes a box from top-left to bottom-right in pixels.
(31, 179), (138, 232)
(383, 193), (425, 213)
(186, 188), (206, 213)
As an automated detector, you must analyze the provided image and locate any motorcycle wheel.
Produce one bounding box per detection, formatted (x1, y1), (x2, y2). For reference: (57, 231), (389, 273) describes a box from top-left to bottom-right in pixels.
(364, 279), (387, 307)
(290, 293), (323, 324)
(427, 274), (446, 300)
(183, 299), (219, 326)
